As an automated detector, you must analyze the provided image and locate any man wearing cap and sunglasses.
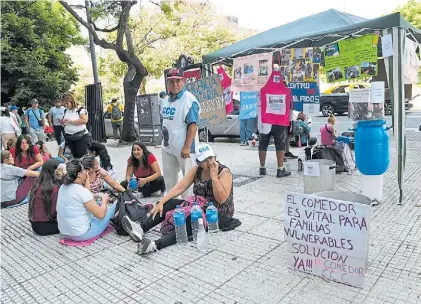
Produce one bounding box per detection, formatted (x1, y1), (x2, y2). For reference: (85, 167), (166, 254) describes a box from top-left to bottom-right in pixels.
(25, 99), (46, 143)
(161, 68), (200, 198)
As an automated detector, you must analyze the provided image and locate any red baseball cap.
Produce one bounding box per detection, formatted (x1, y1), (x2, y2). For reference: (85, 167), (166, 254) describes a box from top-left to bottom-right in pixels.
(166, 68), (184, 80)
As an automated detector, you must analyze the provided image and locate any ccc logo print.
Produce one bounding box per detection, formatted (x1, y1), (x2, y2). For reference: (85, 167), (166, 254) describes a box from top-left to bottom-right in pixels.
(198, 146), (210, 153)
(163, 107), (176, 120)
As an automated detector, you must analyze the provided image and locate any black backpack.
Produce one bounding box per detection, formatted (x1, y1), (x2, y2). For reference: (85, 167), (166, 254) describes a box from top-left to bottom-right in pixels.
(305, 146), (347, 173)
(110, 191), (150, 236)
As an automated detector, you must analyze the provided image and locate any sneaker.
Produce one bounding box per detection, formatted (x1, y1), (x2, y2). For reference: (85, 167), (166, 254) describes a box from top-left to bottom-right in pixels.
(240, 142), (247, 146)
(137, 238), (157, 255)
(285, 152), (298, 159)
(277, 168), (291, 178)
(121, 216), (144, 242)
(259, 167), (267, 176)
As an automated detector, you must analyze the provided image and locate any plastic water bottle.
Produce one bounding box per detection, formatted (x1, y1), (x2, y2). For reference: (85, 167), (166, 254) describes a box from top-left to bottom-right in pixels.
(190, 202), (202, 242)
(129, 175), (138, 194)
(196, 218), (208, 252)
(206, 202), (219, 235)
(173, 205), (188, 246)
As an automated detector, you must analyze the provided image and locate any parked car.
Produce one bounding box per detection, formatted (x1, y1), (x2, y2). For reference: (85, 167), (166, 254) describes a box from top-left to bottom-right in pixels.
(320, 83), (411, 116)
(199, 99), (312, 142)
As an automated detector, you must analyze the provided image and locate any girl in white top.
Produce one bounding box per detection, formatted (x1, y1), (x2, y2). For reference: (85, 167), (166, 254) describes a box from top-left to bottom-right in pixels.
(1, 109), (18, 149)
(60, 94), (90, 158)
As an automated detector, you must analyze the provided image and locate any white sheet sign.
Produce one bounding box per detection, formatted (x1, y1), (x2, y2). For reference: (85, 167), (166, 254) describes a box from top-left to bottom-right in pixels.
(370, 82), (385, 103)
(349, 89), (370, 103)
(284, 193), (371, 288)
(266, 94), (286, 115)
(303, 103), (317, 116)
(303, 161), (320, 177)
(381, 34), (393, 58)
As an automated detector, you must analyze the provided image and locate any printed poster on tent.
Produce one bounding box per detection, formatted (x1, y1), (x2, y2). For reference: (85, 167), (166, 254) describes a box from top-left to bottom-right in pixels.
(232, 53), (273, 92)
(278, 47), (321, 111)
(324, 34), (379, 83)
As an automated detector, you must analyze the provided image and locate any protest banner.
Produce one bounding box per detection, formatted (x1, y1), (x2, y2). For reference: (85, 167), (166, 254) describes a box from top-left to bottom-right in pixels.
(325, 34), (379, 83)
(185, 75), (227, 128)
(217, 66), (233, 114)
(232, 52), (273, 92)
(284, 193), (371, 288)
(287, 82), (320, 111)
(239, 92), (257, 120)
(279, 48), (321, 112)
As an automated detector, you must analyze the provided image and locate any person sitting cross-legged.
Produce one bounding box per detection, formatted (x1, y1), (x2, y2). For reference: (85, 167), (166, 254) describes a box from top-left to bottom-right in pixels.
(121, 143), (235, 255)
(120, 142), (166, 197)
(57, 160), (117, 241)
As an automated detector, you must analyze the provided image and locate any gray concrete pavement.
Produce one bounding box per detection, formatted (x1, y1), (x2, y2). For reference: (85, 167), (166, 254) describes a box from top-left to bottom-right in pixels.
(2, 132), (421, 303)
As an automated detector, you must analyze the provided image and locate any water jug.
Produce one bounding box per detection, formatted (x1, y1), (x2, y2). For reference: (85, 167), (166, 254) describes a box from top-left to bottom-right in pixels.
(354, 120), (390, 175)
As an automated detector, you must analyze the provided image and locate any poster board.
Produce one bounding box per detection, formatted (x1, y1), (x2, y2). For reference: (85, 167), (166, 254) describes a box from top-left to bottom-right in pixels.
(232, 53), (273, 92)
(239, 92), (257, 120)
(185, 75), (227, 128)
(284, 193), (371, 288)
(279, 48), (321, 111)
(325, 34), (379, 83)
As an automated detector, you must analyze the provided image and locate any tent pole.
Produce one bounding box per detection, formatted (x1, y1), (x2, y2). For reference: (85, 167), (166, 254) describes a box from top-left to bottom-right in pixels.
(386, 27), (406, 204)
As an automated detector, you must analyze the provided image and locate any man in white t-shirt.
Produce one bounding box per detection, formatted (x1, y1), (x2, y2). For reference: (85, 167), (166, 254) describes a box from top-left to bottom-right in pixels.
(161, 68), (200, 198)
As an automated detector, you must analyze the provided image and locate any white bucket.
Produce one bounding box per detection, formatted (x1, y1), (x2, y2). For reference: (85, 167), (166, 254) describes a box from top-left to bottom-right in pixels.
(303, 159), (336, 194)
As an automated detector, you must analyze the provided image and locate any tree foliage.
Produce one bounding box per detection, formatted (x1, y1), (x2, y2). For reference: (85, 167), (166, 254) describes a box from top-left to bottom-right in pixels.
(98, 1), (254, 94)
(394, 0), (421, 29)
(1, 0), (83, 108)
(60, 0), (148, 142)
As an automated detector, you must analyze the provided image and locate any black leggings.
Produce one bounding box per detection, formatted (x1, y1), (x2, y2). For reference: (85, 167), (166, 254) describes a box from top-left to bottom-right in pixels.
(30, 221), (60, 236)
(142, 198), (231, 250)
(120, 176), (166, 197)
(53, 125), (65, 145)
(65, 133), (91, 159)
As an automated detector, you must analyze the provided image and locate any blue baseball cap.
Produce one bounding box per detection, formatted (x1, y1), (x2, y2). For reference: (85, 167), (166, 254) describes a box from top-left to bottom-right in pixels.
(10, 105), (19, 111)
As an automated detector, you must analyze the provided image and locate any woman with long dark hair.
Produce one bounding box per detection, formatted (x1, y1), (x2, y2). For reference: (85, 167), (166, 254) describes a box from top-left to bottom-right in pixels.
(88, 141), (115, 178)
(28, 159), (62, 235)
(10, 135), (43, 170)
(121, 142), (165, 197)
(57, 160), (116, 241)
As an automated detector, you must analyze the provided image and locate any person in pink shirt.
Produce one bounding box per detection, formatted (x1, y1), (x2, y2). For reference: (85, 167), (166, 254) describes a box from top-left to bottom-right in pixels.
(320, 114), (337, 146)
(36, 141), (51, 162)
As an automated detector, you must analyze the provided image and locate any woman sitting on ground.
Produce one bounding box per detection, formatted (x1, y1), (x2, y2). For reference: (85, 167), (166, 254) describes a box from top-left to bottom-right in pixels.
(320, 114), (337, 146)
(81, 155), (125, 195)
(36, 141), (51, 162)
(1, 150), (39, 208)
(122, 144), (235, 255)
(57, 160), (116, 241)
(10, 135), (43, 170)
(28, 159), (62, 236)
(121, 142), (165, 197)
(88, 141), (115, 178)
(295, 112), (317, 146)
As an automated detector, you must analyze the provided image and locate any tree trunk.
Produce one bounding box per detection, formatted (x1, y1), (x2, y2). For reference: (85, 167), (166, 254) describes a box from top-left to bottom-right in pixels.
(120, 64), (143, 143)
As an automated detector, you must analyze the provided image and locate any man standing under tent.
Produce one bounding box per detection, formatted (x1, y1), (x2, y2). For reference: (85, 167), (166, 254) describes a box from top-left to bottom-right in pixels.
(161, 68), (200, 198)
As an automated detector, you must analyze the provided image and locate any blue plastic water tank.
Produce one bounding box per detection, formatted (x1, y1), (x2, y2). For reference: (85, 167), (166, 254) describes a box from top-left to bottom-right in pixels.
(354, 120), (390, 175)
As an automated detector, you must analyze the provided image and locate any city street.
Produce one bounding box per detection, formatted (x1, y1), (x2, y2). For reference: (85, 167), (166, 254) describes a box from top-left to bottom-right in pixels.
(2, 123), (421, 303)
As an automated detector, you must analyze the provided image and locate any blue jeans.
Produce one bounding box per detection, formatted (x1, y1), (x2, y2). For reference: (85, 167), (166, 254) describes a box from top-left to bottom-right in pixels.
(240, 118), (256, 143)
(70, 203), (117, 241)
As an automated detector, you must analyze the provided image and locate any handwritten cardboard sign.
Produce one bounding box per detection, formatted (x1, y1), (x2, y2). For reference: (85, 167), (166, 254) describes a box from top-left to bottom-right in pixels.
(284, 193), (371, 288)
(185, 75), (227, 128)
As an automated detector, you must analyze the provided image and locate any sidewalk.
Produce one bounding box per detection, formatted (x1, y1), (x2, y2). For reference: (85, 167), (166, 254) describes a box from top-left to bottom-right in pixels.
(1, 139), (421, 304)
